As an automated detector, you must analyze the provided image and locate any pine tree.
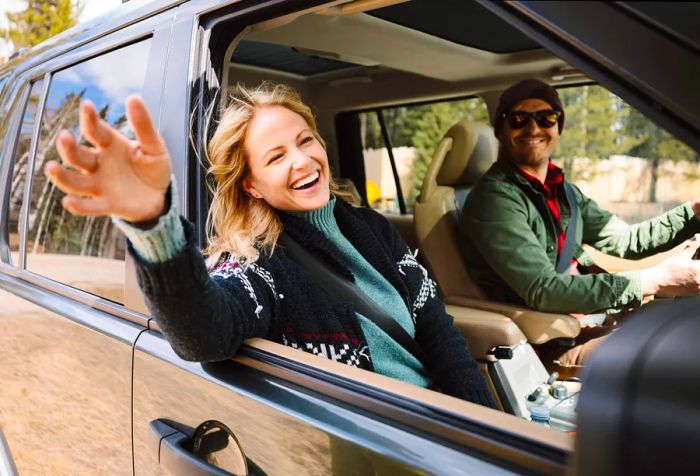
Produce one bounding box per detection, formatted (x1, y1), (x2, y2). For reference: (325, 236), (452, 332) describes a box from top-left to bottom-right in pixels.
(4, 0), (82, 50)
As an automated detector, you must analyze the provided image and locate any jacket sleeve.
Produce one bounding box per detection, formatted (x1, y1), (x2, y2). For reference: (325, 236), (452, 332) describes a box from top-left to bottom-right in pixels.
(131, 218), (277, 362)
(577, 186), (700, 259)
(462, 182), (642, 313)
(366, 210), (496, 408)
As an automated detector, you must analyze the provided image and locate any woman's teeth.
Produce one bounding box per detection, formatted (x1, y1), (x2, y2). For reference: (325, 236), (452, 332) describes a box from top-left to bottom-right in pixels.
(292, 171), (320, 190)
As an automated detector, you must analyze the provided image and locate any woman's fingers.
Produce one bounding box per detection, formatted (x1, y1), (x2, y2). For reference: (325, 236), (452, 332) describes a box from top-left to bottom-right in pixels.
(61, 195), (110, 217)
(79, 100), (114, 149)
(45, 161), (98, 197)
(125, 96), (166, 156)
(56, 130), (98, 172)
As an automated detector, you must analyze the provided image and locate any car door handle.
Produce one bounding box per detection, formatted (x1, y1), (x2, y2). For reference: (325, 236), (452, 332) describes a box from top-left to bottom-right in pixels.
(150, 420), (254, 476)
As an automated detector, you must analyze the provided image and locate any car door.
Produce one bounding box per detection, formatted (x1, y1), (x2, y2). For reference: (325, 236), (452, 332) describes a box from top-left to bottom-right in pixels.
(0, 7), (174, 474)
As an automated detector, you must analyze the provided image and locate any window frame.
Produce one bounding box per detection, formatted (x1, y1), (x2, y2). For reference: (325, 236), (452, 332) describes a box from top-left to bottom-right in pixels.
(16, 74), (50, 271)
(186, 2), (570, 472)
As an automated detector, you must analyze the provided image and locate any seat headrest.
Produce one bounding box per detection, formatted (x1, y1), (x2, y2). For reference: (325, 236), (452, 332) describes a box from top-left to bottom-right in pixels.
(436, 121), (498, 187)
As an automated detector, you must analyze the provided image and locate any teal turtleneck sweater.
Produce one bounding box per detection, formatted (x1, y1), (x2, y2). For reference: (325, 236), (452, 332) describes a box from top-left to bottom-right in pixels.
(295, 196), (431, 388)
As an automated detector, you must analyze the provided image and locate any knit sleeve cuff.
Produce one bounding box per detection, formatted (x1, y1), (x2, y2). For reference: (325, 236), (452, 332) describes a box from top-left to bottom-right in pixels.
(111, 180), (186, 264)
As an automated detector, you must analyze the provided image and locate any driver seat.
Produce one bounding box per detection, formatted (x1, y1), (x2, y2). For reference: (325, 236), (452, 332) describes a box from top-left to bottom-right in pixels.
(413, 121), (580, 346)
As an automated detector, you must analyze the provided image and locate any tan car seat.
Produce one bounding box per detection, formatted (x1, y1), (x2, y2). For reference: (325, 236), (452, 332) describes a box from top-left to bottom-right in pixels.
(414, 121), (580, 349)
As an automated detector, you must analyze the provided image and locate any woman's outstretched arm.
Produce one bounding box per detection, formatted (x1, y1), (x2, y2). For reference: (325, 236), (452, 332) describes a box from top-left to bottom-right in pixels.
(46, 98), (277, 361)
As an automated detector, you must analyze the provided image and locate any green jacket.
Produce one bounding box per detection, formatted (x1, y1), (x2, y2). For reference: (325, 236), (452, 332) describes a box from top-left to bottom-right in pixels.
(459, 159), (700, 314)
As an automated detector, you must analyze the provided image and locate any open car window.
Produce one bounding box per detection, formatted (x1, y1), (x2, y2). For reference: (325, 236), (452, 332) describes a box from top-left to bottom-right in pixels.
(187, 1), (698, 470)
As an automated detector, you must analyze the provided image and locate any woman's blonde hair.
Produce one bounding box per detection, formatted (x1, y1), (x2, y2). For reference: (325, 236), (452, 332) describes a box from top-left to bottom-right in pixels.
(204, 82), (357, 266)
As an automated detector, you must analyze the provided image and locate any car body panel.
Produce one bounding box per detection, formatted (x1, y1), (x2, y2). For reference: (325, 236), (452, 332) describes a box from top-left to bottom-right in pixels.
(133, 330), (534, 475)
(0, 275), (145, 474)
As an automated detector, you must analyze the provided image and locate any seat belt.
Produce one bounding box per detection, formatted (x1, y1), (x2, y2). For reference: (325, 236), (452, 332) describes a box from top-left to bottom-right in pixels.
(556, 183), (579, 274)
(278, 232), (428, 365)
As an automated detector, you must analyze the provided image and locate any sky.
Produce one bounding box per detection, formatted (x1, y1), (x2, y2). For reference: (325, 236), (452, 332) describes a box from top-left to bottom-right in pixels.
(0, 0), (127, 60)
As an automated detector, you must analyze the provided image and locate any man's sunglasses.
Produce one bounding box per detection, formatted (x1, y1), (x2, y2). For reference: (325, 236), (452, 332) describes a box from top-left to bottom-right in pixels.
(503, 110), (561, 129)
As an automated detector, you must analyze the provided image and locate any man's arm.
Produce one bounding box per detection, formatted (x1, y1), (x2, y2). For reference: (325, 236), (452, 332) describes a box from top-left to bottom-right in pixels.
(462, 183), (641, 314)
(578, 186), (700, 259)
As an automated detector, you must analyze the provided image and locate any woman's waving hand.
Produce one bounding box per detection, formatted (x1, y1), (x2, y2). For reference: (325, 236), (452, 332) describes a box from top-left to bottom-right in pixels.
(45, 96), (172, 223)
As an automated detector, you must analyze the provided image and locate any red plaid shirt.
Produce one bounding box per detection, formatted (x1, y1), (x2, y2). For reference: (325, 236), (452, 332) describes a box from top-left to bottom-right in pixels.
(515, 162), (578, 273)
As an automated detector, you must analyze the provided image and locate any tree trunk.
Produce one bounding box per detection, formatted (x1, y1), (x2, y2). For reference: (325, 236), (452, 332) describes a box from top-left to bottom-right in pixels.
(649, 156), (659, 203)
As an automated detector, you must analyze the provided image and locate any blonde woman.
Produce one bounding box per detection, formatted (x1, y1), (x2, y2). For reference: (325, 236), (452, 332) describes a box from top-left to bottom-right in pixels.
(45, 83), (495, 408)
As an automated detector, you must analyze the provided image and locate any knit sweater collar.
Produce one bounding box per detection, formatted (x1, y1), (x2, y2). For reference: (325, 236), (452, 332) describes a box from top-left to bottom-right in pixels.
(293, 195), (338, 232)
(278, 198), (412, 304)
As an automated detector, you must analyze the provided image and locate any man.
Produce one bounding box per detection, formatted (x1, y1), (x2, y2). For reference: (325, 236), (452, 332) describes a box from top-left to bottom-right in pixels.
(459, 79), (700, 368)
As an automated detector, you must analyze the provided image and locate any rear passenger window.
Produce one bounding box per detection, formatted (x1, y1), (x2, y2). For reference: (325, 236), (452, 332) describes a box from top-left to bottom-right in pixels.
(24, 39), (152, 303)
(360, 98), (488, 214)
(8, 79), (45, 266)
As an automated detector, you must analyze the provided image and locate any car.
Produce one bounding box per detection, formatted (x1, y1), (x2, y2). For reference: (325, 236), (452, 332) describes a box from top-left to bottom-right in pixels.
(0, 0), (698, 474)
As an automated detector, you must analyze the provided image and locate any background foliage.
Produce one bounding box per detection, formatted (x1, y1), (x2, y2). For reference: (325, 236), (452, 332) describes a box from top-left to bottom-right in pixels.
(3, 0), (82, 51)
(363, 85), (698, 205)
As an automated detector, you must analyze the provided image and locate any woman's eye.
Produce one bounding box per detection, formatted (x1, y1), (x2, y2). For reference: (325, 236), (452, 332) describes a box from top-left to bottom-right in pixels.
(268, 153), (283, 164)
(300, 136), (313, 145)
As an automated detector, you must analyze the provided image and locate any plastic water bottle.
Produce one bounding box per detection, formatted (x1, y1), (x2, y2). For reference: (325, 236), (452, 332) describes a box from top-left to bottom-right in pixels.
(530, 404), (551, 427)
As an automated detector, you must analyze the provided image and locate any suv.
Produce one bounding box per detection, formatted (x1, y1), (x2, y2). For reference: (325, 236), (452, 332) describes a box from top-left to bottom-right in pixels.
(1, 1), (698, 475)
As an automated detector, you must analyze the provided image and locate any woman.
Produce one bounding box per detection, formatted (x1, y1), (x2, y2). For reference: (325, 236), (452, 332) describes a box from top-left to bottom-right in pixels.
(45, 83), (495, 408)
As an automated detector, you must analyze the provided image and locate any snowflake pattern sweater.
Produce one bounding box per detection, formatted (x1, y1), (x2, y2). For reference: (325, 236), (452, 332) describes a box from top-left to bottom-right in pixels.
(128, 196), (495, 407)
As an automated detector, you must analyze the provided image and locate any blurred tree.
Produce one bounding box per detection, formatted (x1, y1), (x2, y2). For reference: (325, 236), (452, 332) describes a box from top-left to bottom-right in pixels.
(3, 0), (82, 50)
(621, 107), (699, 202)
(555, 84), (697, 202)
(557, 85), (622, 177)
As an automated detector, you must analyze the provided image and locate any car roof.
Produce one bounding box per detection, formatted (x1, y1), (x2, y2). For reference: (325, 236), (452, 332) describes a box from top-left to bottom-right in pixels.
(0, 0), (184, 79)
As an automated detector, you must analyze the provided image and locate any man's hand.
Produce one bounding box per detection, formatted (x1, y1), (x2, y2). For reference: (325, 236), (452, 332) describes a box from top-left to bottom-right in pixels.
(640, 234), (700, 297)
(691, 199), (700, 216)
(45, 96), (172, 223)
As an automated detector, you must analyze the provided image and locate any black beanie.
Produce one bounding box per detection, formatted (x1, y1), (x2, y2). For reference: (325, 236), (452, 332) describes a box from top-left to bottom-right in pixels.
(493, 79), (565, 137)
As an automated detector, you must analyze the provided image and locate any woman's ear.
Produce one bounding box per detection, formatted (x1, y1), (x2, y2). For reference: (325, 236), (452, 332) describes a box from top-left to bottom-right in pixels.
(242, 178), (262, 199)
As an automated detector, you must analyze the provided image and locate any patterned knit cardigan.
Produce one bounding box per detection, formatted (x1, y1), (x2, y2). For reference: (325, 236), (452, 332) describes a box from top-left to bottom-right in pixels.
(132, 198), (494, 407)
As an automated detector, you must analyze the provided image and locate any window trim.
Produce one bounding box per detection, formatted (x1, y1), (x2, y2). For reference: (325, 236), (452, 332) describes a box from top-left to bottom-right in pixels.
(1, 78), (29, 266)
(18, 74), (50, 271)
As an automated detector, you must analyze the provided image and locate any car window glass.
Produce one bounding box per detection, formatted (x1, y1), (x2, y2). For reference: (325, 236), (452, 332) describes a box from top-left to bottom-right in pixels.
(8, 79), (45, 266)
(554, 84), (699, 223)
(360, 98), (489, 214)
(25, 39), (152, 303)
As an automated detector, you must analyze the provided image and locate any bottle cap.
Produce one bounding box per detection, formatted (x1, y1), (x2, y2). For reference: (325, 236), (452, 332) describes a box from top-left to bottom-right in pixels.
(531, 404), (550, 420)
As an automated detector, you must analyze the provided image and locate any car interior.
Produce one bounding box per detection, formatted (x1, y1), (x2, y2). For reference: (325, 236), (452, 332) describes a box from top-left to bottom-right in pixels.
(160, 0), (693, 439)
